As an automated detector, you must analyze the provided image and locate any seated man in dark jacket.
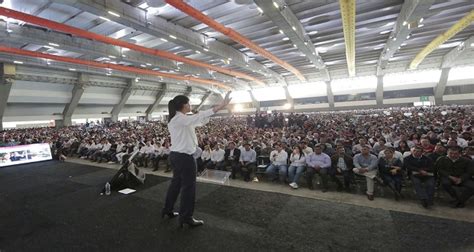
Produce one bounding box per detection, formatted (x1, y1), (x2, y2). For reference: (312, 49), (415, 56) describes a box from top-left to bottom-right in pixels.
(404, 146), (435, 208)
(435, 146), (474, 208)
(378, 147), (403, 200)
(331, 146), (354, 191)
(224, 142), (241, 179)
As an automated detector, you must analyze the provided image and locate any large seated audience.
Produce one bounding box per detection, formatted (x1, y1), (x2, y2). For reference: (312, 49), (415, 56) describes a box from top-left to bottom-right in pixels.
(1, 105), (473, 209)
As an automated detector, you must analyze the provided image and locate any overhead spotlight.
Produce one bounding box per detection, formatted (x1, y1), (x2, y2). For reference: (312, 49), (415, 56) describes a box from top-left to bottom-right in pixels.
(69, 68), (76, 71)
(13, 60), (23, 64)
(169, 35), (177, 39)
(48, 42), (60, 47)
(160, 38), (168, 42)
(402, 21), (407, 26)
(107, 11), (120, 17)
(419, 18), (424, 23)
(203, 48), (209, 52)
(99, 16), (111, 22)
(109, 55), (117, 59)
(257, 7), (263, 13)
(273, 2), (279, 9)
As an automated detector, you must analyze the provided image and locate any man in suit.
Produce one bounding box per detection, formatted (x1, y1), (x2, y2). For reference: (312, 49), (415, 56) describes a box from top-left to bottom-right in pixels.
(224, 142), (241, 179)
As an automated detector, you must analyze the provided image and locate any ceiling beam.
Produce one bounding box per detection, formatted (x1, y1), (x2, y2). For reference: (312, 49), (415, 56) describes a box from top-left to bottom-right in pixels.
(0, 6), (265, 87)
(111, 78), (137, 122)
(0, 63), (15, 131)
(376, 0), (435, 76)
(166, 0), (305, 81)
(0, 45), (232, 91)
(0, 22), (250, 89)
(53, 0), (285, 85)
(409, 10), (474, 70)
(254, 0), (330, 81)
(63, 72), (88, 126)
(338, 0), (356, 77)
(441, 36), (474, 68)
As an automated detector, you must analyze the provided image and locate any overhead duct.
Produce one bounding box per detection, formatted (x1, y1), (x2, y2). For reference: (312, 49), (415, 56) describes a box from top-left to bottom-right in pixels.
(165, 0), (306, 81)
(0, 7), (265, 86)
(0, 46), (232, 90)
(339, 0), (356, 77)
(409, 10), (474, 70)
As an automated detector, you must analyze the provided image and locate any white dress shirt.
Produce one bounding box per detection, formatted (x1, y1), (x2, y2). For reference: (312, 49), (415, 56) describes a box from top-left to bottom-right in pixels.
(201, 150), (211, 161)
(169, 109), (214, 155)
(211, 149), (225, 162)
(270, 150), (288, 166)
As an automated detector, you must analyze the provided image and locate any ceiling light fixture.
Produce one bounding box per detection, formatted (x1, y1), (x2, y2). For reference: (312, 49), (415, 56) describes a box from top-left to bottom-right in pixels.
(273, 2), (279, 9)
(48, 42), (59, 47)
(13, 60), (23, 64)
(99, 16), (111, 22)
(257, 7), (263, 13)
(402, 21), (407, 26)
(160, 38), (168, 42)
(109, 55), (116, 59)
(169, 35), (177, 39)
(107, 11), (120, 17)
(69, 68), (76, 71)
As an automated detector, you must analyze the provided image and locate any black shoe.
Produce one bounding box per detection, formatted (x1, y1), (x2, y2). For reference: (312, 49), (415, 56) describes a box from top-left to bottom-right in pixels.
(179, 218), (204, 228)
(161, 211), (179, 219)
(308, 184), (314, 190)
(152, 168), (158, 171)
(321, 188), (328, 193)
(421, 200), (429, 209)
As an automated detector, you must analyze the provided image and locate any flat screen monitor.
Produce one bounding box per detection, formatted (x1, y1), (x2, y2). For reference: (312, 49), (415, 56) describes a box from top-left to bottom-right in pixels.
(0, 143), (52, 167)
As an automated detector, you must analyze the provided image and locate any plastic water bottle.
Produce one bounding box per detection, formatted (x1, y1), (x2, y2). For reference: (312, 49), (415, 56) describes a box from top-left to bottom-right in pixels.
(105, 182), (111, 195)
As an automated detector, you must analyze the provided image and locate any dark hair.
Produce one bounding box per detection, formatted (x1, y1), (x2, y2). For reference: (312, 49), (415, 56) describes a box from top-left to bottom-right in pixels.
(168, 95), (189, 122)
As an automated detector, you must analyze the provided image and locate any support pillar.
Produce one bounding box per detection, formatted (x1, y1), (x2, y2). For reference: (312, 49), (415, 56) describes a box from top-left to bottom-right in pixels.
(63, 73), (88, 126)
(0, 63), (16, 131)
(326, 81), (334, 109)
(434, 68), (451, 105)
(111, 78), (137, 122)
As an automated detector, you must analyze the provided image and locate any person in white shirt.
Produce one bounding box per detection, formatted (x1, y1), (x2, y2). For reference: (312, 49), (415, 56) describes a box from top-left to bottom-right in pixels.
(288, 146), (306, 189)
(162, 92), (231, 228)
(209, 144), (225, 170)
(200, 145), (212, 169)
(265, 143), (288, 183)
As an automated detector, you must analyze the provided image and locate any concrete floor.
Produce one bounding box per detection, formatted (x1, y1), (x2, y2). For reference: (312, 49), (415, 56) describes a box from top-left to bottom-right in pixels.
(65, 158), (474, 223)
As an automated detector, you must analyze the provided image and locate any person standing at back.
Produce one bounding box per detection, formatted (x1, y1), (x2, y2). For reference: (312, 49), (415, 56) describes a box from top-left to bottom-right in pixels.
(162, 92), (231, 228)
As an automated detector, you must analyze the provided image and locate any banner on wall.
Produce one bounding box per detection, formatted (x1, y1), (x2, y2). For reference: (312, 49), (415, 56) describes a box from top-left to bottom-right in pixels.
(0, 143), (52, 167)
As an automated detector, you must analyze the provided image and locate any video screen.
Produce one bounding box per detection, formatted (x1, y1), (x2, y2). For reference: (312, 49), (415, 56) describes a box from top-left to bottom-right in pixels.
(0, 143), (52, 167)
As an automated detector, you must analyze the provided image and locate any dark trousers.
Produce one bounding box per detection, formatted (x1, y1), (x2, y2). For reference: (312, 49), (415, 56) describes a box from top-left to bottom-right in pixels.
(240, 162), (257, 181)
(411, 175), (435, 203)
(441, 177), (474, 204)
(306, 168), (342, 189)
(163, 152), (197, 221)
(381, 173), (403, 193)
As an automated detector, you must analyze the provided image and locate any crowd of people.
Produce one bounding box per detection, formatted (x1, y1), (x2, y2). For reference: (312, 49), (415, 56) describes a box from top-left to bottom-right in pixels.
(1, 105), (473, 208)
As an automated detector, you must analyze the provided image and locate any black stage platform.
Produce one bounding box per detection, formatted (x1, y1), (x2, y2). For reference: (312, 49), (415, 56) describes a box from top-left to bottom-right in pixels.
(0, 161), (473, 251)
